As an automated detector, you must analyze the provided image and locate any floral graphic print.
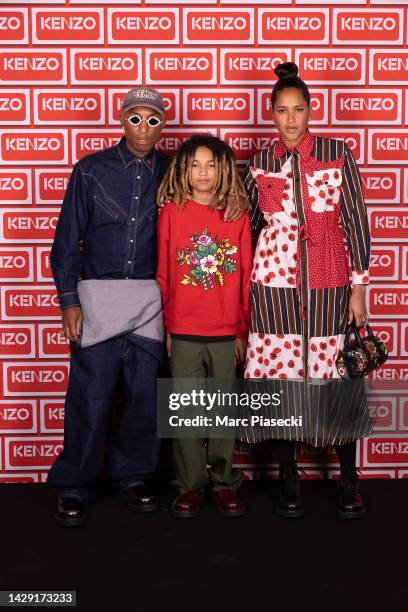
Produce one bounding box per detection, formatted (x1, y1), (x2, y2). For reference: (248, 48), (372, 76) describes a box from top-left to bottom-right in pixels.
(176, 228), (238, 290)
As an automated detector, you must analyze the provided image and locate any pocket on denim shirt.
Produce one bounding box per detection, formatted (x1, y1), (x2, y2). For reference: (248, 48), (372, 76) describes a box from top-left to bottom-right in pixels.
(93, 194), (124, 220)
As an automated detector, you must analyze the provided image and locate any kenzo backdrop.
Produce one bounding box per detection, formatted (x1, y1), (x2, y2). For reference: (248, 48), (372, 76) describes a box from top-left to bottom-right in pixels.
(0, 0), (407, 482)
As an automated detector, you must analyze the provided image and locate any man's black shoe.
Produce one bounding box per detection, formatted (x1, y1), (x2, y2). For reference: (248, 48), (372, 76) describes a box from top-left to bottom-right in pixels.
(55, 496), (86, 527)
(275, 462), (305, 519)
(122, 484), (160, 513)
(337, 478), (366, 519)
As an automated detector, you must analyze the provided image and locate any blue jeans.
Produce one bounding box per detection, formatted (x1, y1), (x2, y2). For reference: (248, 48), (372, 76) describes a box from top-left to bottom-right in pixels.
(47, 336), (160, 500)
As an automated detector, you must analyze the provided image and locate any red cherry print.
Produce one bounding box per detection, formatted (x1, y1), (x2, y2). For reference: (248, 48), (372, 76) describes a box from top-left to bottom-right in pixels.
(265, 236), (270, 244)
(311, 343), (317, 352)
(288, 277), (295, 285)
(251, 273), (256, 280)
(255, 263), (259, 270)
(319, 190), (325, 199)
(292, 253), (297, 261)
(284, 341), (292, 349)
(245, 372), (250, 378)
(258, 333), (265, 339)
(279, 268), (286, 276)
(290, 212), (297, 219)
(250, 351), (255, 358)
(322, 173), (329, 181)
(288, 267), (296, 275)
(256, 346), (264, 354)
(290, 224), (297, 231)
(319, 353), (326, 361)
(282, 244), (288, 252)
(279, 373), (288, 379)
(293, 339), (301, 347)
(323, 373), (328, 379)
(327, 359), (333, 367)
(294, 349), (300, 357)
(269, 368), (277, 376)
(329, 338), (336, 347)
(287, 172), (293, 178)
(288, 360), (295, 368)
(320, 342), (327, 350)
(264, 260), (269, 268)
(277, 333), (284, 339)
(288, 233), (296, 241)
(258, 357), (264, 364)
(264, 275), (270, 283)
(264, 358), (270, 366)
(328, 187), (335, 196)
(298, 369), (304, 377)
(282, 192), (289, 200)
(274, 256), (280, 264)
(267, 249), (273, 256)
(254, 369), (261, 377)
(265, 338), (271, 346)
(282, 227), (288, 233)
(275, 347), (282, 353)
(273, 245), (278, 253)
(284, 183), (290, 190)
(313, 363), (319, 372)
(260, 250), (266, 258)
(270, 352), (277, 360)
(309, 196), (316, 203)
(334, 170), (340, 180)
(263, 374), (268, 380)
(276, 362), (283, 370)
(269, 271), (276, 279)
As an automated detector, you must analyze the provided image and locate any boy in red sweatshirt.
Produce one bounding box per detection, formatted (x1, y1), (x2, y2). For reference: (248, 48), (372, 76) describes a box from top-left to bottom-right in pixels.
(157, 135), (252, 518)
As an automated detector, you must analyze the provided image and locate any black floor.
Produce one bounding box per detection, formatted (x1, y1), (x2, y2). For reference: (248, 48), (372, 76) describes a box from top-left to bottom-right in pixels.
(0, 479), (406, 612)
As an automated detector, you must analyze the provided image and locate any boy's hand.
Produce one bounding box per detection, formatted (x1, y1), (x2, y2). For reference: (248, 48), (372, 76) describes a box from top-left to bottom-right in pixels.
(166, 333), (171, 357)
(235, 338), (247, 364)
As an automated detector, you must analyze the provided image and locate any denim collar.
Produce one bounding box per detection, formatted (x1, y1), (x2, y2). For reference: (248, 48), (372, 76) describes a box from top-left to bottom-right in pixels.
(117, 136), (156, 173)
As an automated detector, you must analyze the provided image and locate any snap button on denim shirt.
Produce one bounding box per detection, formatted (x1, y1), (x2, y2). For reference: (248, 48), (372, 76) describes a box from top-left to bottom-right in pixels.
(51, 137), (170, 309)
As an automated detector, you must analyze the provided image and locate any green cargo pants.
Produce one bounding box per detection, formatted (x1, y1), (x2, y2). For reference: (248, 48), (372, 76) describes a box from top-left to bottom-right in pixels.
(170, 338), (243, 494)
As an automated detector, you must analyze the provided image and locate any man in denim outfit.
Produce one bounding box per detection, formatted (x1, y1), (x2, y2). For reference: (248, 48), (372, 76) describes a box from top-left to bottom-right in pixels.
(48, 88), (170, 526)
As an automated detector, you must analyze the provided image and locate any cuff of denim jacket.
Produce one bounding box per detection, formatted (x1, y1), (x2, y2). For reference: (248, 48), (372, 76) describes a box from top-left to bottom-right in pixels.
(59, 291), (81, 310)
(351, 270), (369, 285)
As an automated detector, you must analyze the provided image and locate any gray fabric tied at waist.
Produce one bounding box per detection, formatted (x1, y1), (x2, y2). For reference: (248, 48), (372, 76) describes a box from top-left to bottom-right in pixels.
(77, 279), (164, 348)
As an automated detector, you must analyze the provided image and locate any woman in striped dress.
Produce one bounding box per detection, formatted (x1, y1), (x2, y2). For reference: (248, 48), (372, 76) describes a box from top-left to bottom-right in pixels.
(242, 62), (371, 519)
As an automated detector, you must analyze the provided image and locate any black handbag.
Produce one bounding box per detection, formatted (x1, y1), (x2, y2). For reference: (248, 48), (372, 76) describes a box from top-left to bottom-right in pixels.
(336, 323), (388, 379)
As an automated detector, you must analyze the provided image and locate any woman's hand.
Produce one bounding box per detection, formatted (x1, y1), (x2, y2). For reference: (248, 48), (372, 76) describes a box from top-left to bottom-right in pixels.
(235, 338), (247, 364)
(348, 285), (368, 328)
(166, 333), (171, 357)
(222, 193), (243, 222)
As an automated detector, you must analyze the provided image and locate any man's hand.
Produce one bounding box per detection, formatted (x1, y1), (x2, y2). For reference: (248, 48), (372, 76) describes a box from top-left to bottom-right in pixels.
(62, 306), (83, 342)
(166, 333), (171, 357)
(235, 338), (247, 364)
(222, 193), (244, 222)
(348, 285), (368, 328)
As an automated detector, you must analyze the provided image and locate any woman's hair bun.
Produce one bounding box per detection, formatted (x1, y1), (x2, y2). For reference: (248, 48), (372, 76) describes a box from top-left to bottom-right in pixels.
(274, 62), (299, 81)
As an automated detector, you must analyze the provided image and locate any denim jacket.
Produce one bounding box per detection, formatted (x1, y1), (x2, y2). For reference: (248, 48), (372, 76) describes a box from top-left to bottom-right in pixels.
(51, 137), (170, 309)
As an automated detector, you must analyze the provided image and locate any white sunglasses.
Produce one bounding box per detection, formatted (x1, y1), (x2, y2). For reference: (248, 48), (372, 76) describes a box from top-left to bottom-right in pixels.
(126, 114), (163, 128)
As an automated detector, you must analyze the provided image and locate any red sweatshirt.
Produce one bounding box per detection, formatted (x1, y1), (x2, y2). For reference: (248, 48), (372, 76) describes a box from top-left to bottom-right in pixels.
(157, 199), (252, 339)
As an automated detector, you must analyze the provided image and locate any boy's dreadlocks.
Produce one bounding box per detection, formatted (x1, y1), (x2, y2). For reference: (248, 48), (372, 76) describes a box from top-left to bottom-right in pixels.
(157, 134), (249, 211)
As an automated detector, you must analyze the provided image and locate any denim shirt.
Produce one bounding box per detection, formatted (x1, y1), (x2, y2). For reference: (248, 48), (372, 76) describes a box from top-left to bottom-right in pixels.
(51, 137), (170, 309)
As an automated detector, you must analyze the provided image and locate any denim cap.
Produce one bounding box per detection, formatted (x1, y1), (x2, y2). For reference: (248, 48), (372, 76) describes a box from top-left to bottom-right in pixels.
(121, 87), (165, 116)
